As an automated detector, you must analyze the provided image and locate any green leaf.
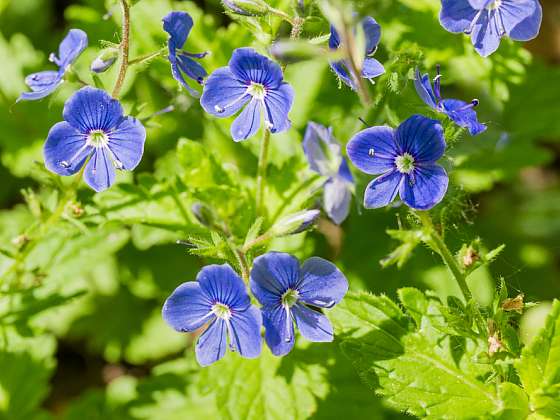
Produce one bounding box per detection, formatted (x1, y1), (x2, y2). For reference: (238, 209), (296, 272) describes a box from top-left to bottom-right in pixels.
(495, 383), (530, 420)
(332, 291), (501, 418)
(516, 300), (560, 418)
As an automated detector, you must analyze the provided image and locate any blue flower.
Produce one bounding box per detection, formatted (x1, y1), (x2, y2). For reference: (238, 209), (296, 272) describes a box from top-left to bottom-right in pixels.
(163, 264), (263, 366)
(440, 0), (542, 57)
(347, 115), (449, 210)
(201, 48), (294, 141)
(19, 29), (88, 102)
(415, 66), (486, 136)
(250, 252), (348, 356)
(44, 87), (146, 192)
(163, 11), (208, 97)
(329, 16), (385, 90)
(303, 122), (354, 225)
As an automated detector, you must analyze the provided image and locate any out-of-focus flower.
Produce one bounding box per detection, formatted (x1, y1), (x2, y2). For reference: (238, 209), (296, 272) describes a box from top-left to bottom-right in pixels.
(19, 29), (88, 101)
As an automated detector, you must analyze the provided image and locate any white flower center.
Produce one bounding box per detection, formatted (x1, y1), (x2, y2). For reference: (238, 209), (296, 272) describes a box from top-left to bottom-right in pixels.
(395, 152), (415, 174)
(281, 289), (299, 308)
(486, 0), (502, 10)
(86, 129), (109, 148)
(212, 302), (232, 320)
(246, 82), (266, 100)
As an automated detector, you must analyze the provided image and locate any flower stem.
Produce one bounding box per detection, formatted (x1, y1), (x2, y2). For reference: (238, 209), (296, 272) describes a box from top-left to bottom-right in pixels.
(269, 173), (322, 225)
(112, 0), (130, 99)
(128, 48), (166, 66)
(255, 128), (271, 218)
(268, 7), (295, 25)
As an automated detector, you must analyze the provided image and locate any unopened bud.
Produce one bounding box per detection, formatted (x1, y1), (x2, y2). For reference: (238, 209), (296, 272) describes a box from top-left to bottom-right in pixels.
(462, 246), (479, 268)
(91, 48), (119, 73)
(11, 234), (29, 248)
(488, 334), (502, 356)
(222, 0), (269, 16)
(191, 203), (215, 228)
(271, 209), (320, 236)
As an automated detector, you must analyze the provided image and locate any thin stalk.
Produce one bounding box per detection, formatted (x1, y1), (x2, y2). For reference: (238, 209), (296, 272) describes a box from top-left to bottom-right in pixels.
(255, 128), (271, 217)
(128, 48), (167, 66)
(268, 7), (295, 25)
(112, 0), (130, 98)
(269, 173), (322, 225)
(226, 240), (250, 283)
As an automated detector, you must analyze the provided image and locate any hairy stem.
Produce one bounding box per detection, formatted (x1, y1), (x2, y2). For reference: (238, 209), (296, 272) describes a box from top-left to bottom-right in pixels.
(255, 128), (271, 218)
(112, 0), (130, 98)
(128, 48), (167, 66)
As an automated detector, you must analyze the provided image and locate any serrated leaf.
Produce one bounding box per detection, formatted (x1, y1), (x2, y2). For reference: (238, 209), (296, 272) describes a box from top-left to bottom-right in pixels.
(332, 291), (501, 418)
(516, 300), (560, 418)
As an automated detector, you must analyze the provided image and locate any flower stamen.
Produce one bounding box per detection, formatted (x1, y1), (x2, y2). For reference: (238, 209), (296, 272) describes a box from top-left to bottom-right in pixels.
(395, 152), (415, 174)
(212, 302), (232, 321)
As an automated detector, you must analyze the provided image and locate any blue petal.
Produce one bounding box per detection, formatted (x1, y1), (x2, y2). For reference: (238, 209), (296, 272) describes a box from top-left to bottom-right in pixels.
(346, 126), (398, 175)
(56, 29), (88, 68)
(501, 0), (542, 41)
(83, 147), (116, 192)
(228, 306), (262, 359)
(471, 10), (502, 57)
(196, 319), (227, 366)
(395, 115), (446, 163)
(361, 57), (384, 80)
(337, 158), (354, 184)
(19, 71), (63, 102)
(414, 68), (437, 109)
(292, 304), (333, 342)
(177, 54), (207, 84)
(44, 121), (91, 176)
(162, 11), (192, 54)
(329, 25), (340, 49)
(329, 61), (355, 90)
(303, 122), (341, 176)
(400, 164), (448, 210)
(440, 99), (487, 136)
(439, 0), (476, 33)
(323, 177), (352, 225)
(197, 264), (250, 311)
(200, 67), (250, 118)
(263, 83), (293, 134)
(169, 55), (201, 97)
(262, 304), (295, 356)
(250, 252), (300, 305)
(231, 98), (262, 141)
(107, 116), (146, 170)
(363, 16), (382, 55)
(229, 48), (283, 89)
(297, 257), (348, 308)
(364, 170), (403, 209)
(162, 282), (213, 332)
(63, 87), (124, 132)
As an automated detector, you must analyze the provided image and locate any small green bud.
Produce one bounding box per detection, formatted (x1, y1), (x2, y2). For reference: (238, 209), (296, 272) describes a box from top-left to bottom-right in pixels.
(191, 203), (216, 228)
(222, 0), (270, 17)
(271, 210), (320, 237)
(91, 48), (119, 73)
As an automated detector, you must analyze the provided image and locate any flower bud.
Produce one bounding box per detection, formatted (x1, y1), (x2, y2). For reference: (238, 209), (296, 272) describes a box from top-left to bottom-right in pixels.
(222, 0), (270, 17)
(191, 203), (216, 228)
(271, 210), (320, 236)
(90, 48), (119, 73)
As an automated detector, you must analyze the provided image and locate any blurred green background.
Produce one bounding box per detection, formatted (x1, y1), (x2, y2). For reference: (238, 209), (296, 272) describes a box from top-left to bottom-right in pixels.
(1, 0), (559, 418)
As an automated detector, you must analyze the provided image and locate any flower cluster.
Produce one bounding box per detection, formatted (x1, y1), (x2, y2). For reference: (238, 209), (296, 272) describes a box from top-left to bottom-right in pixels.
(22, 1), (543, 368)
(163, 252), (347, 365)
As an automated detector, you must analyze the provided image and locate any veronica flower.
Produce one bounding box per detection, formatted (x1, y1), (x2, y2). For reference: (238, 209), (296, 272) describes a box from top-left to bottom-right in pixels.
(201, 48), (294, 141)
(440, 0), (542, 57)
(329, 16), (385, 90)
(19, 29), (88, 101)
(163, 11), (208, 97)
(163, 264), (262, 366)
(346, 115), (448, 210)
(44, 87), (146, 192)
(250, 252), (348, 356)
(415, 66), (486, 136)
(303, 122), (354, 224)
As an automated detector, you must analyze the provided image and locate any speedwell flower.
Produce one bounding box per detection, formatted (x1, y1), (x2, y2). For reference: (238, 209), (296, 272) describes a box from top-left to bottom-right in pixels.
(346, 115), (448, 210)
(163, 264), (262, 366)
(19, 29), (88, 101)
(163, 11), (208, 97)
(329, 16), (385, 90)
(439, 0), (542, 57)
(415, 66), (486, 136)
(303, 122), (354, 225)
(44, 87), (146, 192)
(250, 252), (348, 356)
(201, 47), (294, 141)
